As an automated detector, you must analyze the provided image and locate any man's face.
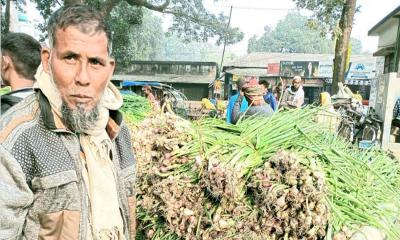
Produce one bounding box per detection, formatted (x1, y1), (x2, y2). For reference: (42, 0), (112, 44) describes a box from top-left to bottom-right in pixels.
(292, 78), (301, 90)
(259, 84), (268, 95)
(42, 26), (115, 112)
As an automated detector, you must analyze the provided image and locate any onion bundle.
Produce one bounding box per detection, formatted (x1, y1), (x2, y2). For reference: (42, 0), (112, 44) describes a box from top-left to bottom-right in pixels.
(129, 107), (400, 239)
(248, 150), (329, 239)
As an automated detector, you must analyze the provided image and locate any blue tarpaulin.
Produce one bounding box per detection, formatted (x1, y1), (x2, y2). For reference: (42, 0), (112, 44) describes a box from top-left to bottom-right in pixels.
(122, 81), (162, 87)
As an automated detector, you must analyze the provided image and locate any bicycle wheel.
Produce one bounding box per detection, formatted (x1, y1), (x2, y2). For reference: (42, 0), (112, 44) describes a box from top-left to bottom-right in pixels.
(362, 125), (376, 142)
(338, 122), (354, 142)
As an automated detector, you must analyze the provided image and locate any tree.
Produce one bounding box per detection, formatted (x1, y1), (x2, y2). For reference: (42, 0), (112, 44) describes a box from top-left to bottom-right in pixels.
(111, 5), (164, 72)
(30, 0), (244, 45)
(247, 12), (334, 54)
(23, 0), (243, 69)
(294, 0), (358, 93)
(1, 0), (25, 34)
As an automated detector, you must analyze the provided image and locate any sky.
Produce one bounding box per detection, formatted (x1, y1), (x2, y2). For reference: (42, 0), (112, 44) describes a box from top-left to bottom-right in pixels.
(202, 0), (400, 55)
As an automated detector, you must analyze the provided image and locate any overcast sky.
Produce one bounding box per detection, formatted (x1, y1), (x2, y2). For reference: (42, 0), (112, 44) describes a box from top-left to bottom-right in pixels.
(203, 0), (400, 55)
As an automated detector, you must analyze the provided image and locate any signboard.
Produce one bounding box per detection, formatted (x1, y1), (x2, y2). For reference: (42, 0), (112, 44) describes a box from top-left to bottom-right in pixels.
(280, 61), (319, 78)
(345, 79), (371, 86)
(267, 63), (280, 75)
(232, 74), (239, 82)
(347, 62), (376, 80)
(319, 62), (333, 78)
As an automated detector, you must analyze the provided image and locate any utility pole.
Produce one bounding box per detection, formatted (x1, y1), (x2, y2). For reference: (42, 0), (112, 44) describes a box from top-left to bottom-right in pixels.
(219, 5), (233, 72)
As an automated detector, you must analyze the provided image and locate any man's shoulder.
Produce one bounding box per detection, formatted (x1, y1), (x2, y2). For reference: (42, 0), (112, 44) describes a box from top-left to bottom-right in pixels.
(1, 94), (22, 113)
(0, 94), (40, 144)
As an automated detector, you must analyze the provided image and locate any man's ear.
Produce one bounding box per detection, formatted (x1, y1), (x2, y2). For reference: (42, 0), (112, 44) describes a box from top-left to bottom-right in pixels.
(41, 48), (51, 73)
(1, 55), (12, 72)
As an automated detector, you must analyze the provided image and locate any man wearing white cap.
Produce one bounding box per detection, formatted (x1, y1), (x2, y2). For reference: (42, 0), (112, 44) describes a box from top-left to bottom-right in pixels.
(280, 76), (305, 109)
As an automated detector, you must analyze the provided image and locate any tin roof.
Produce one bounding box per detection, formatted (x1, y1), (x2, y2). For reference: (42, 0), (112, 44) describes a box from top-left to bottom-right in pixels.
(111, 74), (213, 84)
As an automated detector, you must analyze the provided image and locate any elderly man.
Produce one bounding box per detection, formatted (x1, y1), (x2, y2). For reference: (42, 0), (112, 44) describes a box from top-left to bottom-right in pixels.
(231, 85), (274, 124)
(280, 76), (305, 109)
(1, 32), (41, 113)
(0, 5), (136, 240)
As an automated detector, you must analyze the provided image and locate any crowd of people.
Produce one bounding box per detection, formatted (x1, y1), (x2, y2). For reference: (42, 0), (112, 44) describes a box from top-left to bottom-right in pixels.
(225, 75), (305, 124)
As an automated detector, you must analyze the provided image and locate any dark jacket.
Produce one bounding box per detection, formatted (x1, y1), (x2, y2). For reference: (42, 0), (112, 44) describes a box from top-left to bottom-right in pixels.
(0, 88), (34, 114)
(0, 90), (137, 239)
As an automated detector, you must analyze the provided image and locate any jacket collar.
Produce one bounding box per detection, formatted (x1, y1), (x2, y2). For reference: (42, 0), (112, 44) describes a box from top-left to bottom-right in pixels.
(37, 90), (123, 140)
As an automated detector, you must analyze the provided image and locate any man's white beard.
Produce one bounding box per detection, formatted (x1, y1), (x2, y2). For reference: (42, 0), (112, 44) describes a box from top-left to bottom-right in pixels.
(61, 101), (99, 133)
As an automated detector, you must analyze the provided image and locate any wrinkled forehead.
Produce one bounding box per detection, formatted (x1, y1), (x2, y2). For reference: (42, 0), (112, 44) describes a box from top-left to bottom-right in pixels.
(53, 27), (110, 56)
(52, 24), (111, 54)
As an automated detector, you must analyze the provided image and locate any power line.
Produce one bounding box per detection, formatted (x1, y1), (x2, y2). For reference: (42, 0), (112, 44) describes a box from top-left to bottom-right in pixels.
(210, 5), (296, 11)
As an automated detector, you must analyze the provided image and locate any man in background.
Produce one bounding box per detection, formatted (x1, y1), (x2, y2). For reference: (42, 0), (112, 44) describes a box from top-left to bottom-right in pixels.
(259, 79), (277, 111)
(1, 32), (41, 113)
(273, 82), (283, 103)
(226, 77), (248, 123)
(143, 85), (160, 110)
(280, 76), (305, 109)
(231, 84), (274, 124)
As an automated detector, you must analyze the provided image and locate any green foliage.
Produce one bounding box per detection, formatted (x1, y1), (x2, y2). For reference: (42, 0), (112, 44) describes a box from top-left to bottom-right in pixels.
(293, 0), (345, 36)
(111, 6), (163, 71)
(30, 0), (243, 45)
(247, 12), (334, 54)
(27, 0), (242, 69)
(120, 93), (152, 124)
(0, 87), (11, 95)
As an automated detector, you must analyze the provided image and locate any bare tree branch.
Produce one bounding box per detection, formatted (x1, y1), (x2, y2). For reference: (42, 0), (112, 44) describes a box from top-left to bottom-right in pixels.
(163, 9), (222, 34)
(125, 0), (170, 12)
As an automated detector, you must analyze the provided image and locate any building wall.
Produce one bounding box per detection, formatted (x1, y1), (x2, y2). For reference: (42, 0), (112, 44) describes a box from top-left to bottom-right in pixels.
(377, 20), (398, 48)
(169, 83), (209, 101)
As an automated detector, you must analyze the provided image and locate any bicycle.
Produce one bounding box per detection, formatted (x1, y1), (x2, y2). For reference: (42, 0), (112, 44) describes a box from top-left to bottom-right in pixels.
(360, 110), (382, 144)
(335, 102), (382, 148)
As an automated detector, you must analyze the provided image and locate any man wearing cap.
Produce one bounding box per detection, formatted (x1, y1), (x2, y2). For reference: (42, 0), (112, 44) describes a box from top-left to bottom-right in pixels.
(226, 77), (249, 123)
(280, 76), (305, 109)
(231, 84), (274, 124)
